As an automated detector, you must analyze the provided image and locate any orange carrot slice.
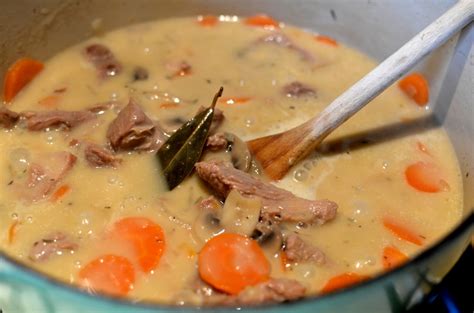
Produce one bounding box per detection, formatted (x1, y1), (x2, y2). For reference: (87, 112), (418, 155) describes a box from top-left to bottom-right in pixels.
(7, 220), (20, 245)
(159, 102), (179, 109)
(405, 161), (448, 193)
(218, 96), (252, 105)
(3, 58), (44, 103)
(315, 35), (338, 46)
(280, 251), (289, 272)
(197, 15), (219, 27)
(38, 95), (60, 108)
(79, 254), (135, 296)
(321, 272), (370, 294)
(110, 217), (166, 273)
(382, 246), (408, 270)
(244, 14), (279, 28)
(398, 73), (429, 106)
(50, 184), (71, 202)
(383, 217), (424, 246)
(198, 233), (270, 295)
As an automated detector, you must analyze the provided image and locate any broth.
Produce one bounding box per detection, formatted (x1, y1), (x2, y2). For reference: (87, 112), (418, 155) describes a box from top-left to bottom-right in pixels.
(0, 16), (463, 305)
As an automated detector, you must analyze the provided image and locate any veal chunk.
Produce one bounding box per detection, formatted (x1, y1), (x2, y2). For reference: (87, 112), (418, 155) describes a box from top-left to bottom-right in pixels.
(29, 232), (78, 262)
(206, 132), (228, 151)
(0, 107), (20, 128)
(195, 161), (337, 224)
(13, 151), (77, 202)
(197, 106), (225, 134)
(192, 277), (305, 306)
(284, 233), (326, 265)
(232, 278), (306, 305)
(22, 110), (95, 131)
(84, 143), (121, 168)
(106, 99), (167, 152)
(83, 43), (122, 78)
(282, 81), (316, 98)
(256, 33), (315, 63)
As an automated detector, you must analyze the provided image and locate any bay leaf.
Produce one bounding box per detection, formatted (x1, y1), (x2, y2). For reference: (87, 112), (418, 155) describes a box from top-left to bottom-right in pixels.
(157, 87), (223, 190)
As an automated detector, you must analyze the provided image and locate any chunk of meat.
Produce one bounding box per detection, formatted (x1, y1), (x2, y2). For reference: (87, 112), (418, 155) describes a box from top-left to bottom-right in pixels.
(195, 161), (337, 224)
(284, 233), (326, 264)
(0, 107), (20, 128)
(29, 232), (78, 262)
(232, 278), (306, 305)
(87, 101), (119, 114)
(212, 107), (225, 126)
(84, 143), (122, 168)
(282, 81), (316, 98)
(206, 132), (228, 151)
(190, 277), (305, 306)
(253, 33), (315, 63)
(13, 151), (77, 202)
(83, 44), (122, 78)
(167, 60), (192, 78)
(197, 106), (225, 134)
(22, 110), (95, 131)
(106, 99), (167, 152)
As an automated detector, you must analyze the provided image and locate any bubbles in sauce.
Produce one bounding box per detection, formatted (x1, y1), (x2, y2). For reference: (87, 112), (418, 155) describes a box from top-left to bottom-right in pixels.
(0, 16), (463, 305)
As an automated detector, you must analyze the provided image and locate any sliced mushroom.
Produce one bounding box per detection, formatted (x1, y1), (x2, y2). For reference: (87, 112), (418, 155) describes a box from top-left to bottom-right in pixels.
(192, 196), (224, 243)
(220, 190), (261, 236)
(205, 132), (252, 172)
(251, 217), (283, 254)
(226, 133), (252, 172)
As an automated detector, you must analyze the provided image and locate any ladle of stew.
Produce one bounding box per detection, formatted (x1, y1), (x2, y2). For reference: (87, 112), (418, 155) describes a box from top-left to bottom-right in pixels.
(247, 0), (473, 180)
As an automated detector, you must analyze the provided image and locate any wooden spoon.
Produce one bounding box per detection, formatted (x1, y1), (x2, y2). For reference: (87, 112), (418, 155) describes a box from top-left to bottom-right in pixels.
(248, 0), (473, 180)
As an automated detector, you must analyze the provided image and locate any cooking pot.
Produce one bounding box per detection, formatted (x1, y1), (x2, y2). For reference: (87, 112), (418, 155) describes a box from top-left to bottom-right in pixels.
(0, 0), (472, 312)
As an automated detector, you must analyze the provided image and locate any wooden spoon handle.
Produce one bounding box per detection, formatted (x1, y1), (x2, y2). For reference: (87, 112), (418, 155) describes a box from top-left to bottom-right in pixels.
(249, 0), (474, 180)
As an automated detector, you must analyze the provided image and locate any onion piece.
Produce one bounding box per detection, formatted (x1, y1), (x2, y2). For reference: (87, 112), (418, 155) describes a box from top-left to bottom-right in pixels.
(221, 190), (261, 236)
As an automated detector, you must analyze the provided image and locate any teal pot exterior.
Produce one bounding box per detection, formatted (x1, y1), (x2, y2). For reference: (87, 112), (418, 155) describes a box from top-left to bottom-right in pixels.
(0, 1), (472, 312)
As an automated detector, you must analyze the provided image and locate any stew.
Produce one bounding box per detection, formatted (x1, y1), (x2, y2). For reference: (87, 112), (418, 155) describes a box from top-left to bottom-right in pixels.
(0, 15), (463, 306)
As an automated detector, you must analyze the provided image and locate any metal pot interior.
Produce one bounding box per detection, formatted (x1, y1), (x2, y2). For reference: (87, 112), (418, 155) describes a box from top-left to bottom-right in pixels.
(0, 1), (472, 312)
